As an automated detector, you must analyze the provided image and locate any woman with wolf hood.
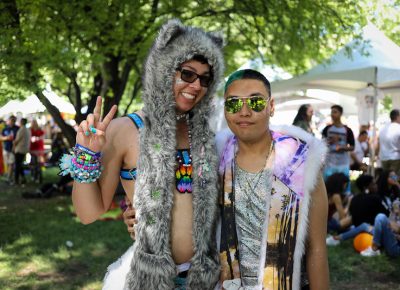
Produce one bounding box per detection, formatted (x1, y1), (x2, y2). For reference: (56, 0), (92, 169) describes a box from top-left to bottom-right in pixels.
(69, 19), (225, 289)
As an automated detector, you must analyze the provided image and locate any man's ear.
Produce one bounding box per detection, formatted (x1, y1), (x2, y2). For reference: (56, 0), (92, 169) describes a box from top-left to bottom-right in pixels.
(269, 97), (275, 117)
(154, 19), (185, 49)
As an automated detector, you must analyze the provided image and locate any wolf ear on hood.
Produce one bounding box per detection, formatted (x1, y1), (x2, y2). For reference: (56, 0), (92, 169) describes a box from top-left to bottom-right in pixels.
(155, 19), (185, 49)
(207, 31), (225, 48)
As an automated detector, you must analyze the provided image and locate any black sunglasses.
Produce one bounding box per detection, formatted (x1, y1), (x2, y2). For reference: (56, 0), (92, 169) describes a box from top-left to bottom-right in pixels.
(225, 95), (269, 114)
(177, 68), (212, 88)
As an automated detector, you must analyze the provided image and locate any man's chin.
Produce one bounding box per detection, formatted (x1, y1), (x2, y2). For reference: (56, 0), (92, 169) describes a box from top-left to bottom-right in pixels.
(234, 132), (255, 143)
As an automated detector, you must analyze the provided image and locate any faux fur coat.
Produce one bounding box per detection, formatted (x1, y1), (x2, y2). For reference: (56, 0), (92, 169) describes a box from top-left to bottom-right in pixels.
(124, 19), (224, 289)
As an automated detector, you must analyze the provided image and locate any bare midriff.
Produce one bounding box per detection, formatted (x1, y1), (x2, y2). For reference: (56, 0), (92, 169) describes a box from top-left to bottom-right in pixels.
(170, 190), (194, 264)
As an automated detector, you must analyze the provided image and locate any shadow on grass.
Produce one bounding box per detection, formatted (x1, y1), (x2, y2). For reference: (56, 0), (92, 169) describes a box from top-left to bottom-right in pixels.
(0, 173), (132, 290)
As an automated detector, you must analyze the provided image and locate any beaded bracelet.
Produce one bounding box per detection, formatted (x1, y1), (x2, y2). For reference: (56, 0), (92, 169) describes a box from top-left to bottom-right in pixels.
(59, 144), (103, 183)
(75, 143), (101, 157)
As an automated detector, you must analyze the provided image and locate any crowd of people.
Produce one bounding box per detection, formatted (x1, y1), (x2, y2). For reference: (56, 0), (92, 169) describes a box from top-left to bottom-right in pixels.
(0, 117), (69, 195)
(292, 102), (400, 259)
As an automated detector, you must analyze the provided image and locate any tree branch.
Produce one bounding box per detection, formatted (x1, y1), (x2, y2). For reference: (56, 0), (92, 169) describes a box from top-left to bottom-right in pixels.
(123, 76), (142, 116)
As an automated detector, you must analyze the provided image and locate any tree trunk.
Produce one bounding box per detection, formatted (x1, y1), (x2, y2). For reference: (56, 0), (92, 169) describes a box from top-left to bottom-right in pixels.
(36, 90), (76, 147)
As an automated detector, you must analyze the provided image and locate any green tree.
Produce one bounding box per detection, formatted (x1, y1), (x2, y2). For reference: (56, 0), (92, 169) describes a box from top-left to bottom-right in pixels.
(362, 0), (400, 45)
(0, 0), (367, 145)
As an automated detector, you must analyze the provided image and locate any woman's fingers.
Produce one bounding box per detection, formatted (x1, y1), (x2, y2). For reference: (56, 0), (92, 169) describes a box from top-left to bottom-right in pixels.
(127, 218), (137, 241)
(123, 208), (136, 221)
(126, 219), (138, 231)
(93, 96), (102, 123)
(87, 113), (96, 131)
(77, 124), (84, 135)
(99, 105), (118, 131)
(80, 120), (90, 137)
(123, 205), (137, 241)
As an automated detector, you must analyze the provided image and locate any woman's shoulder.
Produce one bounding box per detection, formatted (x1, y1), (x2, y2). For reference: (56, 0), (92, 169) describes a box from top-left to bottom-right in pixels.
(110, 112), (143, 130)
(108, 112), (144, 142)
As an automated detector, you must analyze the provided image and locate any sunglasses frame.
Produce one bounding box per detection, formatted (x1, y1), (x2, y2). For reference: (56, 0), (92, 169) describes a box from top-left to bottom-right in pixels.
(177, 67), (212, 88)
(224, 95), (270, 114)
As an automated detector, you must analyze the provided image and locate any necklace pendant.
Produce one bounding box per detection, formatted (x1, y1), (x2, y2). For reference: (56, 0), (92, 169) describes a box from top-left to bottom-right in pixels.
(176, 113), (188, 121)
(182, 150), (191, 165)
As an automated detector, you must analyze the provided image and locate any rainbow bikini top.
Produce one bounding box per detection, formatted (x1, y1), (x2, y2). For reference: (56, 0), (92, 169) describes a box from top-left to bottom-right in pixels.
(120, 113), (192, 194)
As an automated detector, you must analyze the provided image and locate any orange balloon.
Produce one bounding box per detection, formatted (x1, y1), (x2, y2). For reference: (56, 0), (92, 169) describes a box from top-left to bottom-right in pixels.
(353, 233), (373, 253)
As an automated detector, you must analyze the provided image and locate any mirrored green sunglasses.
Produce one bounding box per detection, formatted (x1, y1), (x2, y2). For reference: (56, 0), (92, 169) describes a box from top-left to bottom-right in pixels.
(224, 95), (268, 114)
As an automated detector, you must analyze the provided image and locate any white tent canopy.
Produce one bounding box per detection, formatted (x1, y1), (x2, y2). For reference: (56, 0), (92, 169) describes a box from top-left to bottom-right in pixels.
(20, 95), (47, 114)
(271, 23), (400, 174)
(42, 89), (76, 114)
(271, 23), (400, 101)
(0, 88), (76, 117)
(0, 100), (24, 116)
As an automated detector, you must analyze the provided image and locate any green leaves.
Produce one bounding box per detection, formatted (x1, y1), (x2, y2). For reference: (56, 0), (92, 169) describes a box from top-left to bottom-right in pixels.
(0, 0), (398, 118)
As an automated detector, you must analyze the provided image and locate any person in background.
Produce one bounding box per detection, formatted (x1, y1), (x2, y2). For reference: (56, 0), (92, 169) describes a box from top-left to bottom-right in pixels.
(13, 118), (31, 186)
(0, 119), (5, 175)
(292, 103), (314, 135)
(1, 116), (19, 184)
(360, 199), (400, 257)
(327, 173), (390, 247)
(349, 174), (389, 227)
(44, 120), (53, 140)
(48, 132), (67, 166)
(327, 199), (400, 253)
(30, 119), (45, 183)
(350, 130), (369, 172)
(322, 105), (355, 194)
(356, 83), (384, 129)
(376, 169), (400, 210)
(325, 172), (352, 235)
(326, 219), (374, 247)
(378, 109), (400, 177)
(22, 174), (73, 199)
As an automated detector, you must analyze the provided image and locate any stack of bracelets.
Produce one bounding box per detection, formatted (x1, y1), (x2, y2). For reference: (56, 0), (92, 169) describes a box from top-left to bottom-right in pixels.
(59, 144), (102, 183)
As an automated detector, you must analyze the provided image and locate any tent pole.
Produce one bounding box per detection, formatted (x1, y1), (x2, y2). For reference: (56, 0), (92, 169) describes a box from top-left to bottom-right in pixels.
(371, 67), (378, 177)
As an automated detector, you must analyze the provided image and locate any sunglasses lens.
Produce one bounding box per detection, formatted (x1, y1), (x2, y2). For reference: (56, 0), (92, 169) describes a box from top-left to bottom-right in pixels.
(199, 76), (211, 87)
(225, 98), (243, 113)
(225, 96), (268, 114)
(179, 69), (211, 88)
(248, 97), (267, 112)
(180, 70), (197, 83)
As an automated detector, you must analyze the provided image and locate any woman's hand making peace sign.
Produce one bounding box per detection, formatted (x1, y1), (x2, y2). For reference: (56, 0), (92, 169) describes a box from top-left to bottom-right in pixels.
(76, 96), (118, 153)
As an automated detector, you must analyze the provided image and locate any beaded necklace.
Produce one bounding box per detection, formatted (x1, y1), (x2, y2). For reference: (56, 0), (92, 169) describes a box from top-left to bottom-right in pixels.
(175, 113), (193, 194)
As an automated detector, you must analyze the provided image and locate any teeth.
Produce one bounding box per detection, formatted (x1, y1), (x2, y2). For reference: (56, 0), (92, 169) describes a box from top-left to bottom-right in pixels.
(182, 93), (195, 100)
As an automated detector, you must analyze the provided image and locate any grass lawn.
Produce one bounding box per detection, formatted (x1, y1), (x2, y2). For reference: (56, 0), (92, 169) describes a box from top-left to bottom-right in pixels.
(0, 167), (131, 290)
(1, 168), (400, 289)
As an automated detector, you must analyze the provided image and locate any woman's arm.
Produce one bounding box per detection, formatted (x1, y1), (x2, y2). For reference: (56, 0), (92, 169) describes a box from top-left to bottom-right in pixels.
(71, 97), (126, 224)
(307, 174), (330, 290)
(332, 193), (347, 220)
(72, 119), (124, 224)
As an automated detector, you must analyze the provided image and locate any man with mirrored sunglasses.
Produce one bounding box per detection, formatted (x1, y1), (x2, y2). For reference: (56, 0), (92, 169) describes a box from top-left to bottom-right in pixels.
(216, 69), (329, 290)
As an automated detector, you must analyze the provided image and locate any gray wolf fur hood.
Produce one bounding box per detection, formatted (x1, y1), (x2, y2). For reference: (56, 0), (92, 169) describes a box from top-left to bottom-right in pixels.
(124, 19), (225, 289)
